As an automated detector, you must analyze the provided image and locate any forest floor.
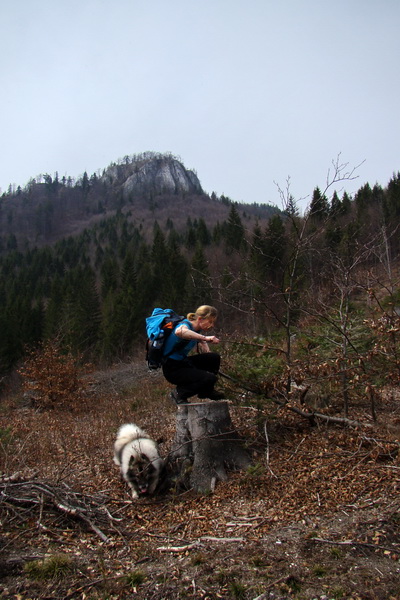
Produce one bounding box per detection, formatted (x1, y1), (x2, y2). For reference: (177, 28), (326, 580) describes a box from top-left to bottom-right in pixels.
(0, 362), (399, 600)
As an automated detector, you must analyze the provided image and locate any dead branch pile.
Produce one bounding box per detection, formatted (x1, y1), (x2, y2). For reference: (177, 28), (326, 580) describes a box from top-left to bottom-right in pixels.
(0, 475), (121, 542)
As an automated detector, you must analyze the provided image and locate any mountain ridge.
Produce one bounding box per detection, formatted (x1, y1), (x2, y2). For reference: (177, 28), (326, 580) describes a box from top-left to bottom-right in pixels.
(0, 152), (278, 250)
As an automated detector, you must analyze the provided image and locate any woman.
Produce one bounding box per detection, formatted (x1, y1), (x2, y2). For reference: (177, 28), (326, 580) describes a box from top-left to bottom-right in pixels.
(162, 305), (224, 404)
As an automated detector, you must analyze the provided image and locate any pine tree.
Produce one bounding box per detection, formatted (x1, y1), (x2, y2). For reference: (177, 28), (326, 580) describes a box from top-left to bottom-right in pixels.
(383, 172), (400, 221)
(354, 183), (373, 219)
(264, 214), (286, 284)
(341, 191), (352, 214)
(164, 235), (189, 309)
(309, 187), (329, 221)
(0, 311), (22, 373)
(72, 266), (101, 351)
(250, 222), (266, 279)
(151, 223), (169, 304)
(187, 243), (212, 306)
(118, 250), (140, 352)
(330, 191), (341, 217)
(196, 218), (211, 245)
(134, 244), (155, 310)
(100, 255), (120, 299)
(185, 225), (197, 249)
(81, 171), (90, 197)
(284, 194), (299, 217)
(100, 290), (123, 358)
(225, 205), (245, 250)
(44, 276), (65, 339)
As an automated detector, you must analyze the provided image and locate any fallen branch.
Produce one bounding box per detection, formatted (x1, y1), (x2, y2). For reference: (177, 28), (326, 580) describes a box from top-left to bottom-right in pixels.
(54, 501), (109, 542)
(263, 419), (277, 477)
(200, 536), (244, 543)
(271, 396), (363, 428)
(157, 541), (201, 552)
(0, 555), (43, 577)
(311, 537), (399, 554)
(220, 370), (364, 428)
(219, 370), (261, 395)
(0, 478), (120, 542)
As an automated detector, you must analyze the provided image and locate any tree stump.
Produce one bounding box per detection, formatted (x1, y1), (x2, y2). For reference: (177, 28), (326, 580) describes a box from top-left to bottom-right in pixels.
(170, 401), (252, 494)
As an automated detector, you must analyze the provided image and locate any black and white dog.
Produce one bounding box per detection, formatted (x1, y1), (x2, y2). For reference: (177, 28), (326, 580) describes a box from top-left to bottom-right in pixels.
(113, 423), (163, 499)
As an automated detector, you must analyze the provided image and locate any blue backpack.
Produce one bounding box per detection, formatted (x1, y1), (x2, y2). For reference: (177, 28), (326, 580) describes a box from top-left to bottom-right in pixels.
(145, 308), (184, 370)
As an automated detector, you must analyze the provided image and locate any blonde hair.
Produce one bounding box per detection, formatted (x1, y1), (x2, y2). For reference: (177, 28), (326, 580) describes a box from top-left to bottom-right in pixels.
(187, 305), (217, 322)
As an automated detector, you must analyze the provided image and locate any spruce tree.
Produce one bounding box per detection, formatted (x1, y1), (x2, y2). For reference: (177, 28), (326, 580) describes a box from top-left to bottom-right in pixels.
(72, 266), (101, 352)
(264, 214), (286, 284)
(164, 234), (189, 310)
(196, 218), (211, 245)
(100, 255), (120, 299)
(250, 222), (266, 280)
(225, 205), (245, 251)
(309, 187), (329, 221)
(188, 243), (212, 307)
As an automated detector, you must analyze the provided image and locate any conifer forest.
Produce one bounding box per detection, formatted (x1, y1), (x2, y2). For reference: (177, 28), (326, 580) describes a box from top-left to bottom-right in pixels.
(1, 157), (400, 398)
(1, 156), (400, 600)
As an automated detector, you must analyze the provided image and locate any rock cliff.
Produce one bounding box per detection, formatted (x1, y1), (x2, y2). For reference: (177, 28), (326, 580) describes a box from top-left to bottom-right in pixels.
(102, 153), (203, 198)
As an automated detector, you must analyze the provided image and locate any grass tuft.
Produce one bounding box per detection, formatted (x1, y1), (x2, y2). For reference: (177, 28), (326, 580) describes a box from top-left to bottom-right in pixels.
(24, 554), (75, 580)
(126, 569), (146, 587)
(229, 580), (247, 599)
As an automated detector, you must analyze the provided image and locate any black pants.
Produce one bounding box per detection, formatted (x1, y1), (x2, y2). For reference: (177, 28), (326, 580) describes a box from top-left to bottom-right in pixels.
(162, 353), (221, 400)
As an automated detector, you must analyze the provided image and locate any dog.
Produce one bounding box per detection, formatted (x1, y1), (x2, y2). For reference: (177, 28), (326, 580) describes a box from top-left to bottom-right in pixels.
(113, 423), (163, 499)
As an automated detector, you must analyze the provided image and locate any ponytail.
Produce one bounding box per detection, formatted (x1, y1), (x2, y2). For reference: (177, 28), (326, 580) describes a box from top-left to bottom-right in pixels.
(187, 305), (217, 322)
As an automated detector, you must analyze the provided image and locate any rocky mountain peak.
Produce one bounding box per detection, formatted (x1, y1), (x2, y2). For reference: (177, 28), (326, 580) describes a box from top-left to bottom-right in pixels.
(102, 152), (203, 198)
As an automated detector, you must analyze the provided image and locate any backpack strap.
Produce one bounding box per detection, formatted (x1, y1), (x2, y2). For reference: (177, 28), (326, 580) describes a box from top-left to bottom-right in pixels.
(162, 319), (192, 362)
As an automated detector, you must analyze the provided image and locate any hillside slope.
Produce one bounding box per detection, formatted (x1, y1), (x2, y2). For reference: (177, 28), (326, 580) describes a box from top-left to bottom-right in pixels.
(0, 152), (278, 249)
(0, 362), (399, 599)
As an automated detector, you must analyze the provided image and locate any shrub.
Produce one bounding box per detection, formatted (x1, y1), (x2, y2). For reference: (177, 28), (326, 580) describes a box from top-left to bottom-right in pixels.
(18, 339), (93, 411)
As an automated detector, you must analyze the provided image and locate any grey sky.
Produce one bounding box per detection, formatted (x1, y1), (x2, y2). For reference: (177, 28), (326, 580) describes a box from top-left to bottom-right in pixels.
(1, 0), (399, 212)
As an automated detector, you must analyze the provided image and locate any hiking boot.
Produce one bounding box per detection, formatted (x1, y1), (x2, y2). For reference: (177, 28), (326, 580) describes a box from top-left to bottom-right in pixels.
(198, 390), (225, 401)
(170, 389), (188, 405)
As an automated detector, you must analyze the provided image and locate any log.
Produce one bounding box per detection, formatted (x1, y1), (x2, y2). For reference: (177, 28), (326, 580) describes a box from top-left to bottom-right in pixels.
(171, 401), (252, 494)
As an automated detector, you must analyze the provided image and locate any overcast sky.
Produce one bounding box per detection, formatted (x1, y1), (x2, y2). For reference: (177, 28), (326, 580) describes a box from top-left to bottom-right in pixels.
(1, 0), (399, 211)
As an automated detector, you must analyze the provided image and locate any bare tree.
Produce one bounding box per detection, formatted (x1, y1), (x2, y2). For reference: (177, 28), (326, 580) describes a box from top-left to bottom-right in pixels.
(268, 155), (364, 396)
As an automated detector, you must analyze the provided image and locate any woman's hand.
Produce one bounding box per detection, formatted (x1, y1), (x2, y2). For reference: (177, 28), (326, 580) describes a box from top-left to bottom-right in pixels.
(204, 335), (220, 344)
(197, 335), (220, 354)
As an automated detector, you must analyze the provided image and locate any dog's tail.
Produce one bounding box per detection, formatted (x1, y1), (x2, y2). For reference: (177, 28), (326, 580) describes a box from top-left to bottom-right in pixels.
(113, 423), (150, 465)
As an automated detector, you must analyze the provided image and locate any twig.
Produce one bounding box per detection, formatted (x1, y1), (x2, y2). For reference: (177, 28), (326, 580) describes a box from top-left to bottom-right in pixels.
(200, 536), (244, 543)
(361, 435), (400, 447)
(62, 573), (131, 599)
(219, 370), (261, 394)
(277, 400), (363, 428)
(311, 537), (398, 553)
(263, 419), (277, 478)
(157, 541), (201, 552)
(54, 502), (109, 542)
(1, 479), (118, 542)
(220, 371), (364, 428)
(252, 575), (288, 599)
(286, 436), (306, 462)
